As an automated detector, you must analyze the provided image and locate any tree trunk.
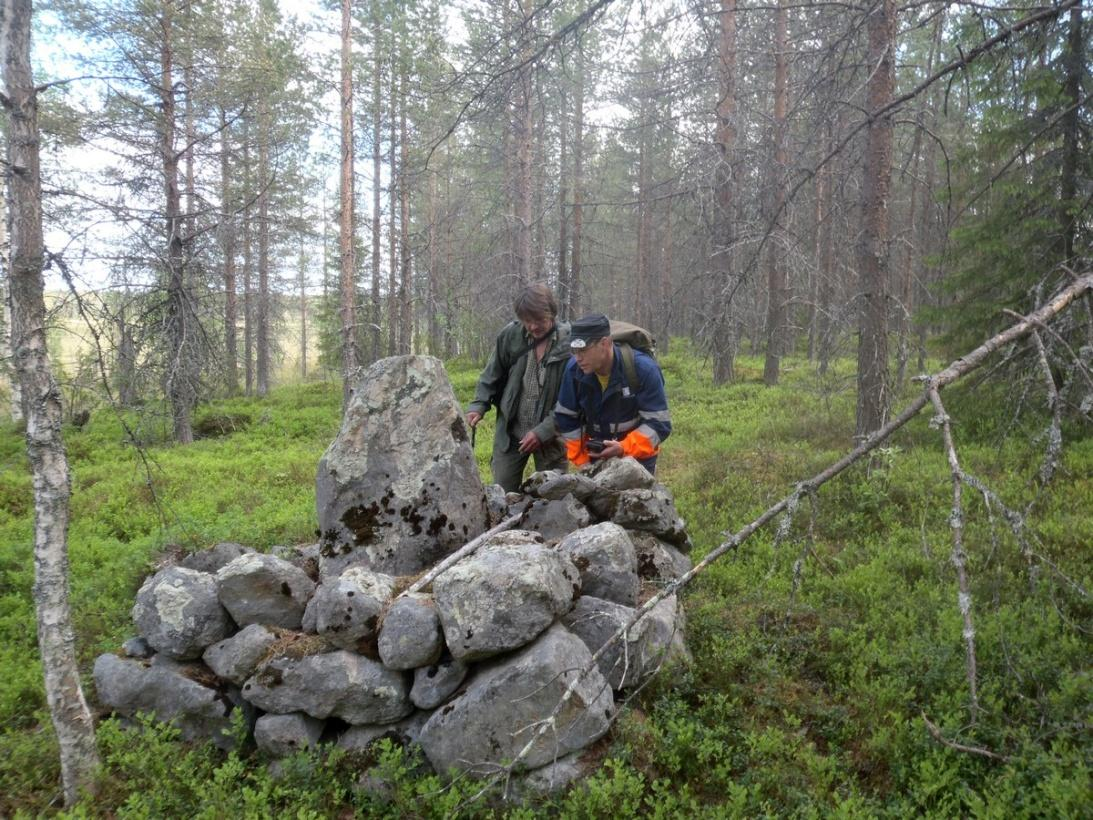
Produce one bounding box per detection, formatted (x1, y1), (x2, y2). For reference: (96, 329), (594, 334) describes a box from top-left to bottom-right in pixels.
(817, 119), (836, 376)
(570, 45), (585, 319)
(242, 118), (254, 396)
(763, 0), (789, 387)
(512, 1), (534, 285)
(1, 179), (23, 420)
(1059, 6), (1082, 264)
(339, 0), (358, 409)
(218, 107), (238, 395)
(256, 99), (271, 397)
(398, 64), (412, 355)
(427, 167), (440, 354)
(298, 210), (308, 382)
(160, 3), (196, 443)
(855, 0), (896, 438)
(2, 0), (100, 803)
(557, 87), (569, 318)
(387, 57), (398, 356)
(370, 3), (382, 363)
(712, 0), (738, 384)
(114, 301), (137, 406)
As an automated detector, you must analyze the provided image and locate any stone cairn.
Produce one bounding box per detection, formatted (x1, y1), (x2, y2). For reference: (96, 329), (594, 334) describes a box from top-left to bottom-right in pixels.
(94, 355), (693, 793)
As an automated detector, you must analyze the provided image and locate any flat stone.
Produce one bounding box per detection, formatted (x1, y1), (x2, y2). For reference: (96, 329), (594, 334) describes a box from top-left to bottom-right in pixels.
(94, 653), (237, 749)
(180, 542), (253, 574)
(241, 649), (412, 725)
(216, 553), (317, 630)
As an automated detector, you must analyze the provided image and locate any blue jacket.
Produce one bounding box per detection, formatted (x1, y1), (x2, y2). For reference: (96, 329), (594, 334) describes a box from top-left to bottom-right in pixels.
(554, 344), (671, 469)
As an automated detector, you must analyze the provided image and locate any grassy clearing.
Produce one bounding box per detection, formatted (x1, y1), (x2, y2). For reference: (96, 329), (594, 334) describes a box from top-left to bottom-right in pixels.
(0, 345), (1088, 817)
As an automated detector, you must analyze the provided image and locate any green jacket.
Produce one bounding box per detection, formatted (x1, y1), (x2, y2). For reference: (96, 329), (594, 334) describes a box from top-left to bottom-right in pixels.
(468, 320), (572, 452)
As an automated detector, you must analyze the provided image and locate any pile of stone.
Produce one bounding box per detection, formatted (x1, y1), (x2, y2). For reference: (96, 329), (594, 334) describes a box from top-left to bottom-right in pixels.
(94, 356), (692, 789)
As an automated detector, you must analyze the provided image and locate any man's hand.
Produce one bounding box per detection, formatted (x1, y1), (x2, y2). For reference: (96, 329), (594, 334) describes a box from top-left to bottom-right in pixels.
(518, 431), (542, 454)
(589, 439), (623, 460)
(467, 411), (482, 428)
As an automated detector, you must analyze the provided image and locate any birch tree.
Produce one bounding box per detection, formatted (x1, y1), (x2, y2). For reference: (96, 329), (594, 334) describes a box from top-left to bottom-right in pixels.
(1, 0), (100, 803)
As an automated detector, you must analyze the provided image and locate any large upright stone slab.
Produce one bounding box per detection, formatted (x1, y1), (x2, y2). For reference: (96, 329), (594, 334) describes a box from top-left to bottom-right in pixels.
(316, 356), (489, 577)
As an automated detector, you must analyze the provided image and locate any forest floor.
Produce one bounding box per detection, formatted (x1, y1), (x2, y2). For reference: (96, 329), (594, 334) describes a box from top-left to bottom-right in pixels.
(0, 344), (1088, 817)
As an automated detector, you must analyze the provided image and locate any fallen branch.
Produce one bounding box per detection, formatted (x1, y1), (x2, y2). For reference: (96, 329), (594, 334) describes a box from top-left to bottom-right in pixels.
(922, 712), (1010, 763)
(928, 383), (979, 722)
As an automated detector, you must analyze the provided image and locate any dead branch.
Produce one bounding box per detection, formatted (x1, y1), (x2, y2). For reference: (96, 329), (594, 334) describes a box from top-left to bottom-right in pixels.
(921, 712), (1010, 763)
(927, 383), (979, 722)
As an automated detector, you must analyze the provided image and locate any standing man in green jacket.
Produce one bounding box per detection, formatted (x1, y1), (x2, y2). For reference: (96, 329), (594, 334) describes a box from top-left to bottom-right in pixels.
(466, 284), (572, 491)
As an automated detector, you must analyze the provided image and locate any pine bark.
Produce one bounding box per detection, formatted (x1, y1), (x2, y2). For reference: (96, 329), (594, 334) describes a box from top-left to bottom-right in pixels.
(256, 98), (271, 397)
(159, 2), (196, 443)
(763, 0), (789, 387)
(712, 0), (738, 384)
(370, 3), (382, 363)
(569, 46), (585, 319)
(855, 0), (896, 438)
(339, 0), (358, 409)
(398, 65), (412, 355)
(2, 0), (100, 803)
(242, 118), (254, 396)
(219, 107), (238, 395)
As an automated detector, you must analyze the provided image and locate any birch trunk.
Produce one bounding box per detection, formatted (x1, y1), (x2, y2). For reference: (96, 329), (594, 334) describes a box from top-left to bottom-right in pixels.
(2, 0), (100, 803)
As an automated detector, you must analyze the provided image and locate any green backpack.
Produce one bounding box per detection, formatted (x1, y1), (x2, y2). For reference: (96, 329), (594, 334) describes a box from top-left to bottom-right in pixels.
(609, 320), (657, 394)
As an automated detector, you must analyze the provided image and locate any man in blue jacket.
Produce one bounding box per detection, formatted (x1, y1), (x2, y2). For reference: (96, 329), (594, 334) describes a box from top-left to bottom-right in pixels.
(554, 313), (671, 474)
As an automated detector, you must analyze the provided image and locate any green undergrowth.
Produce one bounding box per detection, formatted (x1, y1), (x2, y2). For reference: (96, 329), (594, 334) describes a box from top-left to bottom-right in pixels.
(0, 347), (1088, 817)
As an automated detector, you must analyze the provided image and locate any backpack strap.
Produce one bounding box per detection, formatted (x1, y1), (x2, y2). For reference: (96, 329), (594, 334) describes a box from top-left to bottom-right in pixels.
(618, 342), (639, 395)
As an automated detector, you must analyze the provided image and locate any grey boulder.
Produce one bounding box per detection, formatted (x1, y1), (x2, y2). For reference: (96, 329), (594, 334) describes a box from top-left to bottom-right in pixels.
(216, 553), (317, 630)
(316, 356), (489, 577)
(418, 623), (614, 776)
(202, 623), (280, 686)
(557, 522), (640, 606)
(241, 649), (412, 725)
(433, 532), (580, 661)
(562, 594), (689, 690)
(588, 457), (656, 493)
(610, 487), (689, 547)
(519, 496), (592, 542)
(378, 593), (443, 670)
(180, 542), (253, 574)
(304, 567), (395, 655)
(337, 710), (431, 753)
(410, 656), (468, 710)
(254, 712), (324, 758)
(94, 653), (236, 749)
(522, 470), (596, 502)
(629, 532), (693, 582)
(131, 566), (233, 660)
